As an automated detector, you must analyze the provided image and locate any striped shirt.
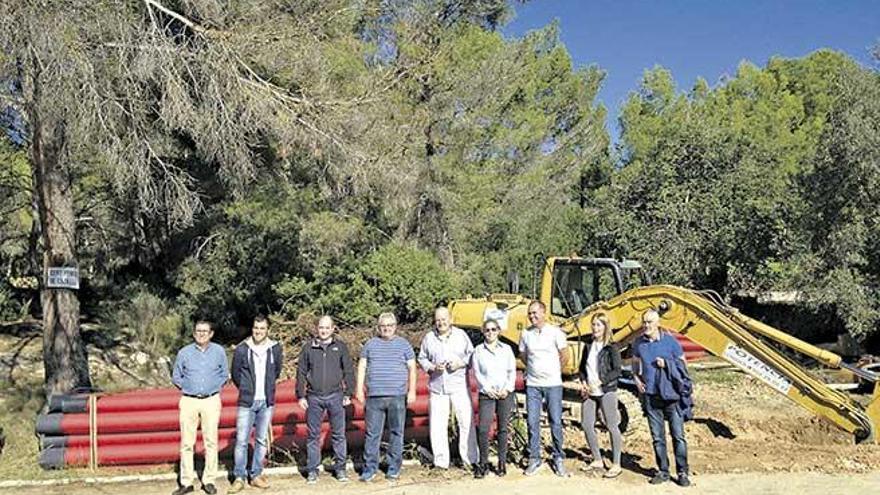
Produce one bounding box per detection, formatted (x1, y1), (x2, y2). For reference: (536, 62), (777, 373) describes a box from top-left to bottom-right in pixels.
(361, 336), (415, 397)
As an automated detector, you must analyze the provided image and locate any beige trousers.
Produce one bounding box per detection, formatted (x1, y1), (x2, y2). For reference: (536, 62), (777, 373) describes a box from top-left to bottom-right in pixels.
(179, 394), (222, 486)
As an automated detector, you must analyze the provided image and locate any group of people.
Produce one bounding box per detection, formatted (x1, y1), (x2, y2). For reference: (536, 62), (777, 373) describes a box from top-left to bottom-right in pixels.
(169, 304), (692, 494)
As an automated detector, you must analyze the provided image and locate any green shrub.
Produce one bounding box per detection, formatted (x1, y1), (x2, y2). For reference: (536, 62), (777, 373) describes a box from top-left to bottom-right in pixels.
(359, 243), (459, 323)
(0, 282), (29, 322)
(102, 284), (186, 356)
(274, 242), (459, 325)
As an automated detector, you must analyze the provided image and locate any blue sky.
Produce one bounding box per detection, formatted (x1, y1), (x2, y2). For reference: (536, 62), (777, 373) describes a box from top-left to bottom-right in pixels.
(503, 0), (879, 142)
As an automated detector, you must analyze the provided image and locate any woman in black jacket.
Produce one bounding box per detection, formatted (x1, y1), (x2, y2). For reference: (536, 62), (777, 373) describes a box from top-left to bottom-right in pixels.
(578, 312), (623, 478)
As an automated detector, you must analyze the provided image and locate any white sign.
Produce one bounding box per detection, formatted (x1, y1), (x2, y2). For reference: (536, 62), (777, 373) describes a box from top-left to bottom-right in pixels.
(47, 267), (80, 289)
(483, 307), (509, 331)
(723, 342), (792, 394)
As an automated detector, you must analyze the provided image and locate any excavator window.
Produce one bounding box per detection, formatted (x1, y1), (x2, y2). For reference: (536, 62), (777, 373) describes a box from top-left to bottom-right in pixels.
(550, 262), (620, 317)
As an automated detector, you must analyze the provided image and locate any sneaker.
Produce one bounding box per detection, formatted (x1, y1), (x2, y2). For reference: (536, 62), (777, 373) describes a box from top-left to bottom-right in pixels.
(604, 465), (623, 478)
(649, 472), (670, 485)
(228, 478), (246, 494)
(676, 473), (691, 487)
(306, 471), (318, 484)
(171, 486), (194, 495)
(250, 475), (270, 489)
(385, 472), (400, 481)
(553, 459), (570, 478)
(359, 471), (376, 482)
(202, 484), (217, 495)
(335, 470), (350, 483)
(524, 460), (543, 476)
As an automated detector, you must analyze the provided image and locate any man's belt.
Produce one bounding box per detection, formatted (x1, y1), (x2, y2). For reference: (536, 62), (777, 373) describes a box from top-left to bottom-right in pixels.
(182, 391), (219, 399)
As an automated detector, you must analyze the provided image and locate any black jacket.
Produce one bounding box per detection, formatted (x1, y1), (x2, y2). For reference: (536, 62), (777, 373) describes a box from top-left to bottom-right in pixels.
(578, 342), (622, 393)
(296, 338), (355, 398)
(231, 339), (284, 407)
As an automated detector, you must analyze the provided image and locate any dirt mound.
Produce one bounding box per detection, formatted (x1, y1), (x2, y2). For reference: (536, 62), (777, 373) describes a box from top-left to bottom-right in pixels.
(272, 318), (427, 380)
(599, 369), (880, 475)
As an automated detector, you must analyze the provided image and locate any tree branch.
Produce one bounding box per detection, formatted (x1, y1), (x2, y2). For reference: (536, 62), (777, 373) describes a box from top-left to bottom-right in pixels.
(142, 0), (207, 35)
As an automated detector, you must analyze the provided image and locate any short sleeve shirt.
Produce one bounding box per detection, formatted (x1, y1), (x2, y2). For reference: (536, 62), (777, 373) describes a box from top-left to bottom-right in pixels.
(518, 323), (568, 387)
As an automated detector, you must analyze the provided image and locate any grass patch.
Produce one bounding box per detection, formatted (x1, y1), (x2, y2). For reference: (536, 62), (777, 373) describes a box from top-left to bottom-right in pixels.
(691, 367), (745, 386)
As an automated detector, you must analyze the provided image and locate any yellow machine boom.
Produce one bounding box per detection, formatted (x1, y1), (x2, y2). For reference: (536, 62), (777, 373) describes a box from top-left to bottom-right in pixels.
(449, 257), (880, 443)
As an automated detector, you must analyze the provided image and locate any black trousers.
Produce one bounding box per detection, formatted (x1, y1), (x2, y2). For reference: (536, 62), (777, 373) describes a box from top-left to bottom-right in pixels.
(477, 393), (515, 465)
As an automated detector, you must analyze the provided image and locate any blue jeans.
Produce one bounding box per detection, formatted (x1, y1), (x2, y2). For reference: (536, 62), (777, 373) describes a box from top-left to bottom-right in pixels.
(525, 386), (564, 462)
(644, 394), (689, 475)
(362, 395), (406, 476)
(306, 392), (347, 473)
(233, 400), (273, 479)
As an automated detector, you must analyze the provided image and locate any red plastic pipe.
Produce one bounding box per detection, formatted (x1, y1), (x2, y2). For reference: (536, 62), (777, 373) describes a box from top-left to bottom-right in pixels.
(52, 425), (432, 468)
(45, 416), (431, 449)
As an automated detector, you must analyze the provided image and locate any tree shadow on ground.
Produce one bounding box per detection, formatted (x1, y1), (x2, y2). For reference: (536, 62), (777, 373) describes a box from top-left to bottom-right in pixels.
(694, 417), (736, 439)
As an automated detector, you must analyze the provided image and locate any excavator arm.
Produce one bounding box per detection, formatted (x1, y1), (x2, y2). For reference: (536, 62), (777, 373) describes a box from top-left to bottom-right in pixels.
(575, 285), (880, 443)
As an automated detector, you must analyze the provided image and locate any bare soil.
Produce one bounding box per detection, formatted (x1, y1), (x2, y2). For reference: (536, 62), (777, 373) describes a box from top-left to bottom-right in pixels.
(4, 468), (879, 495)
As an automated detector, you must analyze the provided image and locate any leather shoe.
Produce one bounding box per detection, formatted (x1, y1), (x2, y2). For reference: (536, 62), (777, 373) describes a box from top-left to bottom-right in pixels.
(649, 472), (670, 485)
(676, 473), (691, 487)
(202, 483), (217, 495)
(473, 464), (486, 479)
(171, 486), (194, 495)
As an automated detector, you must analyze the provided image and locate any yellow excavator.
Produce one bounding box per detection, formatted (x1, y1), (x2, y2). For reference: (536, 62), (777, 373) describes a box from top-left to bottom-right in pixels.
(448, 255), (880, 443)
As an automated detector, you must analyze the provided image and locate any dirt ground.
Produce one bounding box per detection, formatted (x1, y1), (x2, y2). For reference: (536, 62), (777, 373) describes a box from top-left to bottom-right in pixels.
(4, 468), (879, 495)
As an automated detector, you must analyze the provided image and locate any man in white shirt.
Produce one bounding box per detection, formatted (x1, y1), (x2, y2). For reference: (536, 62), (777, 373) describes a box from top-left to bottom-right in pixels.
(518, 300), (569, 477)
(417, 306), (478, 470)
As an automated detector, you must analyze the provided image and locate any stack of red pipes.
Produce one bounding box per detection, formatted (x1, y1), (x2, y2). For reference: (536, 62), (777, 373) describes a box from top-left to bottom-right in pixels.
(675, 334), (707, 361)
(37, 372), (521, 469)
(37, 335), (703, 470)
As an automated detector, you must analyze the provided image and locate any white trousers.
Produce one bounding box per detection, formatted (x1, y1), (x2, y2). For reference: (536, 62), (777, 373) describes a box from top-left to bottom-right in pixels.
(429, 389), (479, 468)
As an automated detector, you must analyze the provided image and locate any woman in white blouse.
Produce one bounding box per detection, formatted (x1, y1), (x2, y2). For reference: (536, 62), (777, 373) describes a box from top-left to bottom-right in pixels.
(578, 312), (623, 478)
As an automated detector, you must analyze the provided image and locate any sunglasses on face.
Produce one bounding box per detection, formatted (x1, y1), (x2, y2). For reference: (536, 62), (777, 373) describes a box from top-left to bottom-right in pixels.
(484, 327), (500, 332)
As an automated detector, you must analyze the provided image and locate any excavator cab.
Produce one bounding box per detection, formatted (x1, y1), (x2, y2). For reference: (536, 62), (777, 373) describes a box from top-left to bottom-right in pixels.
(544, 257), (650, 318)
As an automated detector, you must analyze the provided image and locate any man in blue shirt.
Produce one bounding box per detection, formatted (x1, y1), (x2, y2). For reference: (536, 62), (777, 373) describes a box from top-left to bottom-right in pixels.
(171, 320), (229, 495)
(632, 309), (690, 488)
(355, 312), (417, 482)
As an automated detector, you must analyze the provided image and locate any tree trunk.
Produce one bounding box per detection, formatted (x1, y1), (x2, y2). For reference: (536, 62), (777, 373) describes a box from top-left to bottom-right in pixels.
(28, 73), (92, 397)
